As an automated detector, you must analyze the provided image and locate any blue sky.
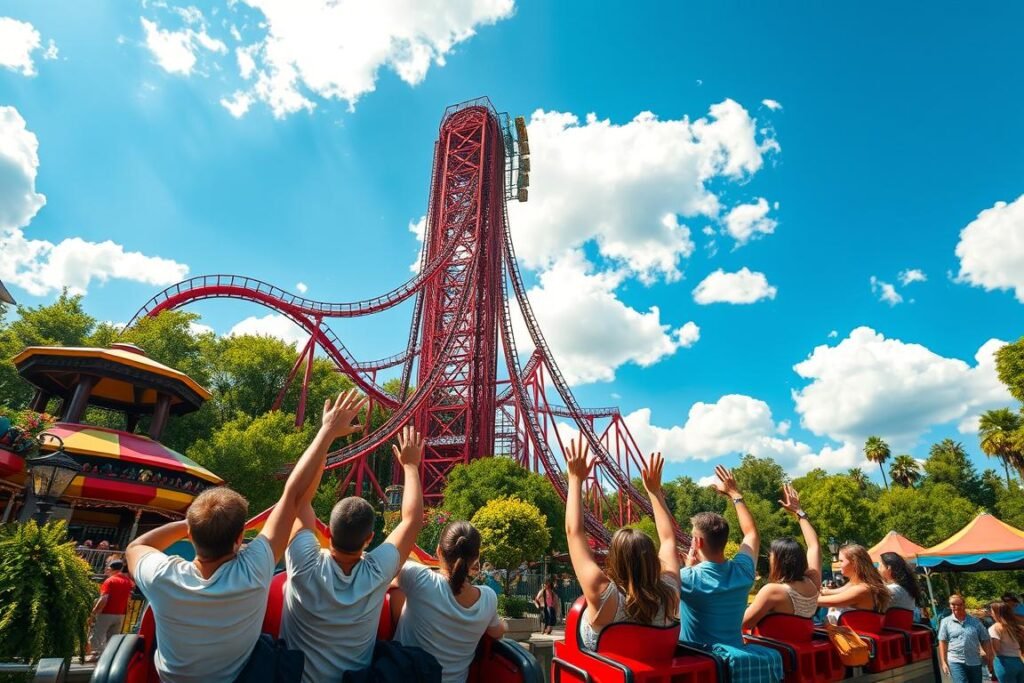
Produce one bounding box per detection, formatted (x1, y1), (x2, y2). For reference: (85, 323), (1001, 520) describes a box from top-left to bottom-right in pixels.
(2, 1), (1024, 484)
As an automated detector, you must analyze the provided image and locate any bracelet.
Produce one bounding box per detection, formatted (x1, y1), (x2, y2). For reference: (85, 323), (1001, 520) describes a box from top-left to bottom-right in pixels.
(796, 510), (808, 519)
(732, 496), (744, 505)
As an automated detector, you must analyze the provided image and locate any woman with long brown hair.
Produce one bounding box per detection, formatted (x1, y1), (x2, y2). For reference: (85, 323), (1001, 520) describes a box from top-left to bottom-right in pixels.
(989, 601), (1024, 683)
(564, 440), (679, 650)
(818, 543), (890, 622)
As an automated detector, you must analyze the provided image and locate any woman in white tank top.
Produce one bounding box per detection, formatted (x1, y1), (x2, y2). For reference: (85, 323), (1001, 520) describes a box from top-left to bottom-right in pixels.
(742, 484), (822, 630)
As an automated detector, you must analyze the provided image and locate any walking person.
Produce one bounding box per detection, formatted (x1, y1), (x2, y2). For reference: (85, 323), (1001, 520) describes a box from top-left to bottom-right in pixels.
(938, 594), (994, 683)
(535, 578), (561, 635)
(88, 557), (135, 660)
(988, 601), (1024, 683)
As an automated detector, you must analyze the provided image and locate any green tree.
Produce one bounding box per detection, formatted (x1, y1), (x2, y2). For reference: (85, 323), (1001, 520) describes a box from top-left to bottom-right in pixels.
(978, 408), (1022, 485)
(996, 338), (1024, 404)
(186, 411), (316, 513)
(889, 455), (921, 487)
(628, 516), (660, 549)
(847, 468), (870, 490)
(442, 456), (565, 551)
(874, 482), (976, 547)
(664, 476), (727, 528)
(726, 455), (794, 570)
(924, 439), (987, 506)
(795, 470), (877, 549)
(0, 521), (98, 663)
(473, 497), (550, 593)
(864, 436), (891, 490)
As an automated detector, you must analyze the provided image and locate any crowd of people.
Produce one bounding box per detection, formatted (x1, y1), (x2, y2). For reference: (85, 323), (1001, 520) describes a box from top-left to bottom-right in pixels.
(84, 389), (1023, 683)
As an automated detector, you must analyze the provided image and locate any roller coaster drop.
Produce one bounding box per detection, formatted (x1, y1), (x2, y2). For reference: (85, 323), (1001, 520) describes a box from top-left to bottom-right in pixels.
(129, 98), (685, 548)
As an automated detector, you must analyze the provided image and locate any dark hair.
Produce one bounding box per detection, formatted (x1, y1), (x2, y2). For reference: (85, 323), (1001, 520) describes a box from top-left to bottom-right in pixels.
(107, 558), (125, 571)
(992, 602), (1024, 647)
(691, 512), (729, 554)
(879, 552), (922, 604)
(439, 521), (481, 594)
(1003, 593), (1020, 604)
(768, 537), (808, 584)
(606, 528), (680, 624)
(187, 487), (248, 559)
(329, 497), (375, 552)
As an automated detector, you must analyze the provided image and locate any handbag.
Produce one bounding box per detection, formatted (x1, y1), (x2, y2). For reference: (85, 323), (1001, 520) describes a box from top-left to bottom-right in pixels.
(824, 623), (870, 667)
(235, 634), (305, 683)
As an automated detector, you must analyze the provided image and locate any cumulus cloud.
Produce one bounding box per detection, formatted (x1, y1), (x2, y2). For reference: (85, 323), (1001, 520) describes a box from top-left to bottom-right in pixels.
(761, 99), (783, 111)
(723, 197), (777, 246)
(512, 251), (699, 384)
(898, 268), (927, 286)
(220, 91), (254, 118)
(955, 195), (1024, 302)
(408, 215), (426, 273)
(229, 313), (308, 347)
(870, 276), (902, 306)
(792, 327), (1011, 447)
(141, 10), (227, 76)
(295, 282), (308, 294)
(693, 267), (777, 305)
(506, 100), (778, 283)
(0, 106), (189, 296)
(0, 17), (57, 76)
(189, 321), (215, 336)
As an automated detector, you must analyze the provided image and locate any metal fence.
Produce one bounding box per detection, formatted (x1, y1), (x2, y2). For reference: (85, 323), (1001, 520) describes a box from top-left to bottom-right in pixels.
(77, 547), (124, 579)
(493, 571), (583, 618)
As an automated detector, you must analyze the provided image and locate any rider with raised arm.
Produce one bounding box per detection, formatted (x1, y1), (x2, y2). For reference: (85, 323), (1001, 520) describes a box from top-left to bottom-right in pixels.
(281, 425), (425, 682)
(564, 439), (680, 650)
(126, 390), (367, 683)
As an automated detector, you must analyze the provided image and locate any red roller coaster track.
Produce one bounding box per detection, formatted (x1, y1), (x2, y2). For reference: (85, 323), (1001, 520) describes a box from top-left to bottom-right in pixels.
(129, 98), (687, 548)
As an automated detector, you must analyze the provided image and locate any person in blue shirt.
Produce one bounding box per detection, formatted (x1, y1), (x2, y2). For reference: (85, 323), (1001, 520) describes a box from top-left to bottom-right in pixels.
(679, 465), (782, 683)
(939, 594), (994, 683)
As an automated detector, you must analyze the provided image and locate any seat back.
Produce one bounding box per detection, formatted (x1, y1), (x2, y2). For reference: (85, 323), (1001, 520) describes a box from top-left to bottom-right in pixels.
(377, 589), (395, 641)
(260, 571), (288, 638)
(753, 613), (816, 643)
(596, 620), (682, 664)
(838, 609), (886, 635)
(882, 608), (914, 630)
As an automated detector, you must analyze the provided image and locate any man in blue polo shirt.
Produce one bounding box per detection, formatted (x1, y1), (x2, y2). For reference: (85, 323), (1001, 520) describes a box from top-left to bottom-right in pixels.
(939, 594), (994, 683)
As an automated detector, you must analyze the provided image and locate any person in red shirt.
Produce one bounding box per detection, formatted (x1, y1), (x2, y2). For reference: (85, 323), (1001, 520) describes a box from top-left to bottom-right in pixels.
(88, 557), (135, 659)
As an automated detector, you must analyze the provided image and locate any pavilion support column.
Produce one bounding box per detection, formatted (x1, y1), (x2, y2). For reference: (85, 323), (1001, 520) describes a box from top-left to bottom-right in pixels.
(29, 390), (52, 413)
(128, 509), (142, 541)
(149, 394), (171, 441)
(1, 491), (16, 523)
(64, 376), (99, 424)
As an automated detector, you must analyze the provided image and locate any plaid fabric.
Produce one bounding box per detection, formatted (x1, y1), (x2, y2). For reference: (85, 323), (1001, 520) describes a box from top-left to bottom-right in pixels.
(710, 642), (783, 683)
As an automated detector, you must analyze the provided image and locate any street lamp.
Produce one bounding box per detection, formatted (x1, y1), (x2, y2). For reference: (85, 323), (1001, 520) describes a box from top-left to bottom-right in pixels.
(827, 536), (839, 557)
(25, 433), (80, 525)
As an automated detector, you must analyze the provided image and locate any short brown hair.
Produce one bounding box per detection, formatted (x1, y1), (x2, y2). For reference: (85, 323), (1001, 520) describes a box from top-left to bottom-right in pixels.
(329, 497), (375, 552)
(691, 512), (729, 554)
(186, 487), (248, 559)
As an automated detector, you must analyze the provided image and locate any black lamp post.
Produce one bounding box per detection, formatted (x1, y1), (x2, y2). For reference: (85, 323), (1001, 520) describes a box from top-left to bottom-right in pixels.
(827, 536), (839, 557)
(25, 433), (81, 525)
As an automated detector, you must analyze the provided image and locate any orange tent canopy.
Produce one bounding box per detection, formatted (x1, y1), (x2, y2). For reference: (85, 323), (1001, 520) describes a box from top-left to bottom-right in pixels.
(918, 513), (1024, 571)
(830, 530), (925, 570)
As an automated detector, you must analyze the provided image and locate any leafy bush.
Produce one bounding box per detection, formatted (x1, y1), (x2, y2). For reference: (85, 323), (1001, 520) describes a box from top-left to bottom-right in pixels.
(472, 497), (550, 593)
(0, 521), (97, 663)
(383, 507), (452, 554)
(498, 595), (532, 618)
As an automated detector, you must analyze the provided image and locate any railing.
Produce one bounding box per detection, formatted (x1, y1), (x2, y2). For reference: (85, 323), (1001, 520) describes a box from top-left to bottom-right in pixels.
(77, 547), (125, 578)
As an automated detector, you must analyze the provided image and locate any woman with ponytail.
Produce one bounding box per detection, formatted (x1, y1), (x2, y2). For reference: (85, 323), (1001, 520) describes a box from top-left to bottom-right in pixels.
(565, 440), (680, 650)
(393, 520), (506, 683)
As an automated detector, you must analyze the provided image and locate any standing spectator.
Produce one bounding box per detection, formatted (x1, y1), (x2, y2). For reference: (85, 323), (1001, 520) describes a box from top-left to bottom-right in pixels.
(88, 557), (135, 660)
(989, 601), (1024, 683)
(939, 594), (994, 683)
(98, 540), (110, 551)
(534, 578), (561, 635)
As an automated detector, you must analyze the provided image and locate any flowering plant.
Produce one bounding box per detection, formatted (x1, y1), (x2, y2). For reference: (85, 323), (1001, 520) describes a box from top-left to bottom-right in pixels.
(0, 409), (56, 456)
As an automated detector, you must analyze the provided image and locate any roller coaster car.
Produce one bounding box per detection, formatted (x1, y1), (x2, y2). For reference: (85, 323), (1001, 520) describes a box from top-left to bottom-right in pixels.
(552, 597), (725, 683)
(92, 571), (543, 683)
(743, 614), (844, 683)
(880, 609), (935, 663)
(827, 610), (908, 673)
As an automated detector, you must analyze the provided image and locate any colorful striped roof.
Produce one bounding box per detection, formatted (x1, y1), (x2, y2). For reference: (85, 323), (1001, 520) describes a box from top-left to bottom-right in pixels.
(869, 530), (926, 563)
(921, 513), (1024, 556)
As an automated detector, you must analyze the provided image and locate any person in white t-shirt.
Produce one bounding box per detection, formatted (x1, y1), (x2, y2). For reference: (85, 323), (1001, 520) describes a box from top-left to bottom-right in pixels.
(281, 425), (425, 682)
(394, 521), (507, 683)
(126, 390), (368, 683)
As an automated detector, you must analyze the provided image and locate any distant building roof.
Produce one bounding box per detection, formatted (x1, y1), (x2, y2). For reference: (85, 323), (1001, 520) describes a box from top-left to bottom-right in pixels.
(0, 280), (14, 305)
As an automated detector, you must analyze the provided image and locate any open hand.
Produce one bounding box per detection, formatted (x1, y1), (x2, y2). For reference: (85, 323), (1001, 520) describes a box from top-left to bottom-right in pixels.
(392, 425), (424, 468)
(778, 483), (803, 517)
(710, 465), (741, 498)
(565, 439), (595, 481)
(641, 452), (665, 497)
(322, 389), (368, 439)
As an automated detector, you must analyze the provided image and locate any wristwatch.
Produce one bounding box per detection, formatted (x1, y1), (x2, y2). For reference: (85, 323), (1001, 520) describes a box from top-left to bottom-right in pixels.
(732, 496), (744, 505)
(796, 510), (808, 520)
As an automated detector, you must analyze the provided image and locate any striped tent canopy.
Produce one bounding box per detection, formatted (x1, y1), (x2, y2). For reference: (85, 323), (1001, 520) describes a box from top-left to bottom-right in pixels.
(830, 530), (926, 571)
(918, 513), (1024, 571)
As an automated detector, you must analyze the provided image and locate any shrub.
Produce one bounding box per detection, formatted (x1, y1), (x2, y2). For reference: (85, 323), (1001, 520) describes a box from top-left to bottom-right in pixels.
(0, 521), (97, 663)
(498, 595), (532, 619)
(472, 497), (550, 594)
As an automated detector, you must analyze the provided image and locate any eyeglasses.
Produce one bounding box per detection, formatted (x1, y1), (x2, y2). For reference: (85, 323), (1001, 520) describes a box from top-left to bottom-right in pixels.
(949, 603), (965, 608)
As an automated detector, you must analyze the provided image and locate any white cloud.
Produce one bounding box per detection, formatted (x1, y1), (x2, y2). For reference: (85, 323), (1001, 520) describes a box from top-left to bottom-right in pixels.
(513, 250), (699, 385)
(189, 321), (214, 336)
(870, 276), (902, 306)
(295, 281), (308, 294)
(0, 17), (55, 76)
(693, 267), (777, 305)
(408, 215), (426, 273)
(828, 330), (838, 338)
(222, 0), (515, 117)
(0, 106), (189, 296)
(792, 327), (1012, 447)
(761, 99), (783, 111)
(220, 91), (253, 118)
(506, 100), (778, 283)
(229, 313), (307, 347)
(898, 268), (927, 286)
(955, 195), (1024, 302)
(141, 12), (227, 76)
(723, 197), (777, 246)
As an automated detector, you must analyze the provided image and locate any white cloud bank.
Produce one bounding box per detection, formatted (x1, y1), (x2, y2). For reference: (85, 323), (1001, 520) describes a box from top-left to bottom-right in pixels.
(693, 267), (777, 305)
(955, 195), (1024, 302)
(141, 11), (227, 76)
(0, 17), (58, 76)
(0, 106), (189, 296)
(228, 313), (308, 347)
(723, 197), (777, 246)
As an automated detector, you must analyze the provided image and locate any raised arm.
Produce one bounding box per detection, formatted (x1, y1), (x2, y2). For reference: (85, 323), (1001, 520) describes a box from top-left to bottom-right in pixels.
(126, 520), (189, 574)
(778, 484), (821, 585)
(565, 439), (609, 608)
(712, 465), (759, 559)
(640, 452), (680, 579)
(382, 425), (425, 564)
(262, 390), (367, 562)
(817, 583), (870, 607)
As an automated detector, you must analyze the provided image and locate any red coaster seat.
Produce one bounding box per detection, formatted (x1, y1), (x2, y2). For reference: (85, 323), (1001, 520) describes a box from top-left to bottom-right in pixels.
(744, 613), (844, 683)
(881, 608), (933, 663)
(835, 610), (908, 673)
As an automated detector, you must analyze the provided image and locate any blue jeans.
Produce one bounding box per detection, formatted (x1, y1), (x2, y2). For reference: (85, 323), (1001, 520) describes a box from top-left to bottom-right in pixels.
(995, 656), (1024, 683)
(949, 662), (984, 683)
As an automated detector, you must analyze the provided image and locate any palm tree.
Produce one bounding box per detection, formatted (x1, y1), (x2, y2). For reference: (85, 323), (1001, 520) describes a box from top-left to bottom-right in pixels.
(889, 454), (921, 487)
(864, 436), (891, 490)
(979, 408), (1021, 486)
(847, 468), (869, 490)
